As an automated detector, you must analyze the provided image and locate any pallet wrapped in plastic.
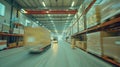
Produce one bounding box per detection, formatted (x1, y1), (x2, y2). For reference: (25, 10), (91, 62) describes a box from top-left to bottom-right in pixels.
(8, 43), (17, 48)
(0, 40), (7, 50)
(13, 28), (20, 34)
(76, 41), (86, 50)
(87, 31), (111, 56)
(73, 22), (78, 34)
(2, 24), (10, 33)
(71, 38), (76, 49)
(99, 0), (120, 22)
(18, 41), (24, 47)
(103, 36), (120, 63)
(0, 23), (2, 32)
(24, 27), (51, 51)
(79, 16), (84, 31)
(86, 5), (101, 28)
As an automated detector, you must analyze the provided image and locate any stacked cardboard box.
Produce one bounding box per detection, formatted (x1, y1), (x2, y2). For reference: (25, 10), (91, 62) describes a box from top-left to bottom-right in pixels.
(18, 41), (24, 47)
(24, 27), (51, 48)
(2, 24), (10, 33)
(103, 36), (120, 63)
(73, 23), (78, 34)
(0, 23), (2, 32)
(79, 16), (84, 31)
(71, 38), (76, 48)
(86, 5), (101, 28)
(76, 41), (86, 50)
(0, 40), (7, 50)
(13, 28), (20, 34)
(87, 31), (112, 56)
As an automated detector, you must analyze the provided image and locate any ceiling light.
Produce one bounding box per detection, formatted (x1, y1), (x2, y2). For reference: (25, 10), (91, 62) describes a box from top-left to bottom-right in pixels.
(46, 11), (49, 13)
(21, 9), (27, 13)
(42, 2), (46, 7)
(68, 14), (71, 16)
(71, 1), (75, 7)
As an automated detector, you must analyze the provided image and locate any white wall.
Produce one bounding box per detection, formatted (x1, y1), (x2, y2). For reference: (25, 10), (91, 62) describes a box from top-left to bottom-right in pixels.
(0, 0), (11, 25)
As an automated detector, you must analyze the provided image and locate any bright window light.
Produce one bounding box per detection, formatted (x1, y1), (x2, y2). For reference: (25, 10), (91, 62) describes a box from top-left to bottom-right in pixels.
(71, 1), (75, 7)
(42, 2), (46, 7)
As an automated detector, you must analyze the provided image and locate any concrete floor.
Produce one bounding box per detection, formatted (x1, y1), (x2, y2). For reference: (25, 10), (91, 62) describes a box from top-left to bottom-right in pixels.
(0, 40), (115, 67)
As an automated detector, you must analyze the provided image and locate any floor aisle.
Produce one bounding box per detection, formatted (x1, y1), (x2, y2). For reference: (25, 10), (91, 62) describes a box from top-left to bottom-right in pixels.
(0, 40), (115, 67)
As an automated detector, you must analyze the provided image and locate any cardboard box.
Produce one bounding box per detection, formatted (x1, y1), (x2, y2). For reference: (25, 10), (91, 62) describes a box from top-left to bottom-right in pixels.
(18, 41), (24, 46)
(76, 41), (86, 50)
(103, 36), (120, 63)
(0, 23), (2, 32)
(13, 28), (20, 34)
(79, 16), (84, 31)
(2, 24), (10, 33)
(0, 40), (7, 50)
(24, 27), (51, 47)
(8, 43), (17, 48)
(19, 29), (24, 34)
(87, 31), (111, 56)
(86, 5), (101, 28)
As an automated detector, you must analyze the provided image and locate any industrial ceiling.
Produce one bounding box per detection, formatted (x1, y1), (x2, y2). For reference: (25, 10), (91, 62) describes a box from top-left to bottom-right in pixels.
(7, 0), (85, 35)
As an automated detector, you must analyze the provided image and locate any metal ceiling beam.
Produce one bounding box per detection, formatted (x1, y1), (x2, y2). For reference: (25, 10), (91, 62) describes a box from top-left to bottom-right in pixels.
(37, 19), (72, 21)
(39, 20), (71, 22)
(34, 16), (74, 18)
(23, 6), (80, 10)
(36, 18), (73, 20)
(26, 10), (77, 14)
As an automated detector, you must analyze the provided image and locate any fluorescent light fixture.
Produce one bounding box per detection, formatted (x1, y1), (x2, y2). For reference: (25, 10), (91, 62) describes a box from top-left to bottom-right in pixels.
(46, 11), (49, 13)
(42, 2), (46, 7)
(71, 1), (75, 7)
(21, 9), (27, 13)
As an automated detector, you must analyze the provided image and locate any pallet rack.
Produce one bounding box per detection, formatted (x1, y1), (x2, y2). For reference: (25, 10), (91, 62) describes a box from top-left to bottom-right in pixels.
(66, 0), (120, 66)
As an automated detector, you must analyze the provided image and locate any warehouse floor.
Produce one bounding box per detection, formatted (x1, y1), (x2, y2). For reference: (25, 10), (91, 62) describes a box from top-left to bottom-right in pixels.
(0, 40), (115, 67)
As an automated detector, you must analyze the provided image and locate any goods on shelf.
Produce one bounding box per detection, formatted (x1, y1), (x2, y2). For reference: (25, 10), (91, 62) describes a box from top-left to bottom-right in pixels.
(71, 38), (76, 48)
(13, 22), (24, 34)
(8, 42), (17, 48)
(19, 29), (24, 34)
(13, 28), (20, 34)
(86, 5), (101, 28)
(99, 0), (120, 22)
(79, 16), (84, 31)
(75, 41), (86, 50)
(0, 40), (7, 50)
(2, 24), (10, 33)
(0, 23), (2, 32)
(103, 36), (120, 63)
(73, 22), (78, 34)
(87, 31), (112, 56)
(24, 27), (51, 48)
(18, 41), (24, 47)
